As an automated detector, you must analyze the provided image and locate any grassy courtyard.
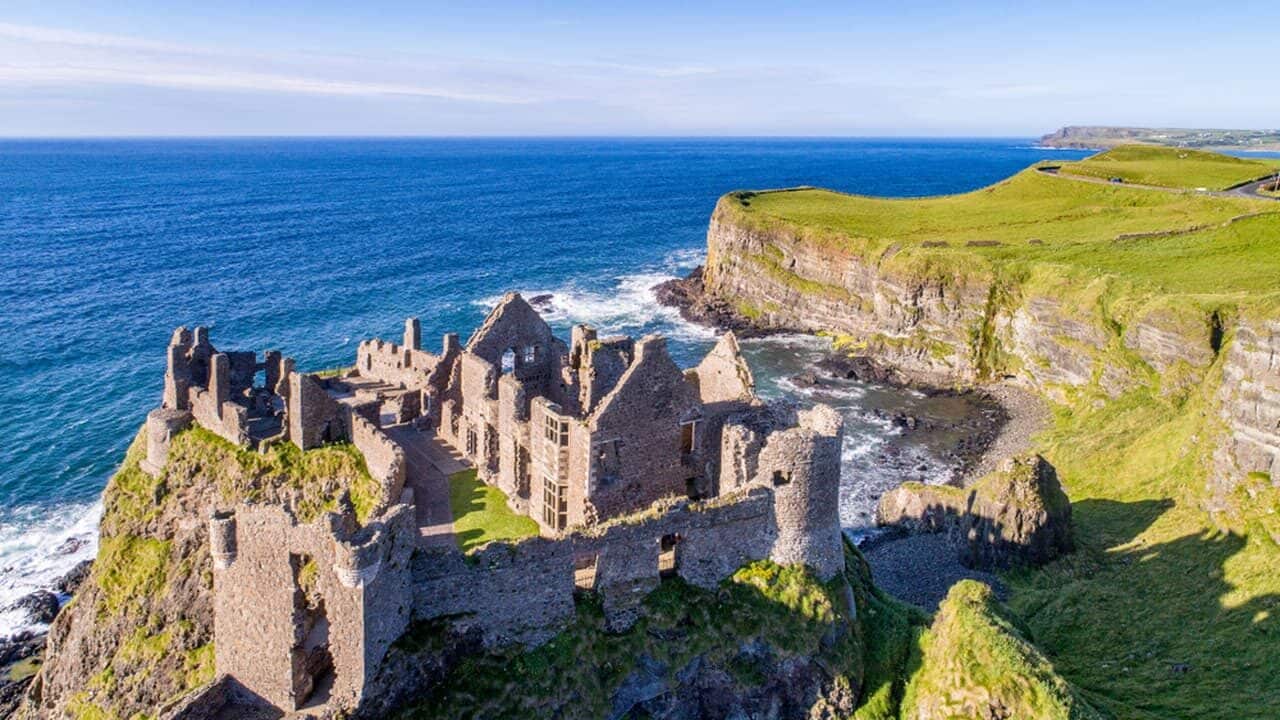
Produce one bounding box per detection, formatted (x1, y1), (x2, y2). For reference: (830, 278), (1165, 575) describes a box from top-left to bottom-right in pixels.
(447, 468), (539, 552)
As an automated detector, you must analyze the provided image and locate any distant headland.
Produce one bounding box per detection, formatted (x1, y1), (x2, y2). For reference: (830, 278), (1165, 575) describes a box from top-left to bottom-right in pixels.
(1039, 125), (1280, 151)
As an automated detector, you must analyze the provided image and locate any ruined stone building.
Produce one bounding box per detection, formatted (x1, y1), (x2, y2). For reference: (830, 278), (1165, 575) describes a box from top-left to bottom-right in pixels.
(145, 293), (846, 719)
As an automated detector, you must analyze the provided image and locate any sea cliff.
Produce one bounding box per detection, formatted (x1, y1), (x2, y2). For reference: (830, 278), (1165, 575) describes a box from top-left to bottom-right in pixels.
(660, 154), (1280, 716)
(695, 189), (1280, 511)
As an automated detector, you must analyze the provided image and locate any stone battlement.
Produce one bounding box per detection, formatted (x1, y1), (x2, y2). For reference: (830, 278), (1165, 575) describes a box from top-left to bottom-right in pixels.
(151, 293), (847, 718)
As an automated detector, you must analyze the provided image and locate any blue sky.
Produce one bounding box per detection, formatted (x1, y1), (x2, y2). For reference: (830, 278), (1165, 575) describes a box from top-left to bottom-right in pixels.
(2, 1), (1277, 136)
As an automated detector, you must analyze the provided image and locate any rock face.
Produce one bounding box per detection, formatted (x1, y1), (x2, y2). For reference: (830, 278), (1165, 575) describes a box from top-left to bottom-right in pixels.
(702, 206), (989, 385)
(1213, 318), (1280, 505)
(876, 454), (1073, 570)
(697, 199), (1275, 504)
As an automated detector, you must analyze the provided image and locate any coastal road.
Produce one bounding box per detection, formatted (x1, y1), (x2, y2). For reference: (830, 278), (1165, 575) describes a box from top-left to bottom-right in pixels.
(1037, 165), (1280, 201)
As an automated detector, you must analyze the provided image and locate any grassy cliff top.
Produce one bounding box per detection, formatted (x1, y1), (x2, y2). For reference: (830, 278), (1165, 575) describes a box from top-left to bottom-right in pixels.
(1057, 145), (1280, 190)
(721, 152), (1280, 299)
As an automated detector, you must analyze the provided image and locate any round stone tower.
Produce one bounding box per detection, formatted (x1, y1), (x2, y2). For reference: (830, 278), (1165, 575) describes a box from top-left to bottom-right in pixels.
(140, 407), (192, 477)
(763, 404), (844, 579)
(208, 510), (238, 571)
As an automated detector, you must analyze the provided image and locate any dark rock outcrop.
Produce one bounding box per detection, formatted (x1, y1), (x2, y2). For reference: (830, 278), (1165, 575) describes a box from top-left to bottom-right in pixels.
(54, 560), (92, 597)
(876, 454), (1073, 570)
(652, 267), (766, 337)
(10, 592), (59, 626)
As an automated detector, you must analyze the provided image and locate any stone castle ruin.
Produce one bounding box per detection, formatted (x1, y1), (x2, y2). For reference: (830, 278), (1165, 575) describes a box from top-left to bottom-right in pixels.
(149, 293), (845, 718)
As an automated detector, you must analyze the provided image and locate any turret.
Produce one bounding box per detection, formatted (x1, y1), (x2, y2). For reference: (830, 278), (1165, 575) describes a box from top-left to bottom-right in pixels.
(405, 317), (422, 351)
(209, 510), (238, 570)
(141, 407), (192, 477)
(332, 534), (383, 589)
(764, 404), (844, 579)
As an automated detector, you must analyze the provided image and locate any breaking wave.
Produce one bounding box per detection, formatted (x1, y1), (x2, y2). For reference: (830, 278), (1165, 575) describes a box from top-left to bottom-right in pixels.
(475, 251), (715, 347)
(0, 501), (100, 638)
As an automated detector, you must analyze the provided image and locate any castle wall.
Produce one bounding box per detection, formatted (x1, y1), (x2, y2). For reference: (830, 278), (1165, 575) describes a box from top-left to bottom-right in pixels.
(356, 338), (440, 390)
(288, 372), (348, 450)
(411, 486), (778, 647)
(211, 505), (416, 712)
(189, 386), (250, 447)
(350, 414), (407, 514)
(758, 406), (845, 579)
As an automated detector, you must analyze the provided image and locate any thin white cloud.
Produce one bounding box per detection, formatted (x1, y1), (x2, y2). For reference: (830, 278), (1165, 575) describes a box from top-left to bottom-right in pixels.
(0, 64), (535, 104)
(0, 22), (196, 55)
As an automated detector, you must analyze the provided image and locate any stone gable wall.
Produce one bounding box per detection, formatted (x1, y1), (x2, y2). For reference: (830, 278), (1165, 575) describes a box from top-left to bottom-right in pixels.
(586, 336), (702, 519)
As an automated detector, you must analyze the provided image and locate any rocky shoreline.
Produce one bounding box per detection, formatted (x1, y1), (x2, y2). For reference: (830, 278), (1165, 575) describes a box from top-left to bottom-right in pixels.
(0, 559), (91, 714)
(653, 267), (1051, 611)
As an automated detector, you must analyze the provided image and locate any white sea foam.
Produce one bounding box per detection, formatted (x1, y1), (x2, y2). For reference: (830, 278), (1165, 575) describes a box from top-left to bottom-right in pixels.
(0, 501), (101, 638)
(475, 268), (716, 344)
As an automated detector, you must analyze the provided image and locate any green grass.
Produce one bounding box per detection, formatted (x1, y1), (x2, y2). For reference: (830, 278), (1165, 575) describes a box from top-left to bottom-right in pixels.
(1003, 384), (1280, 720)
(447, 468), (539, 552)
(720, 147), (1280, 717)
(729, 167), (1272, 257)
(1057, 145), (1280, 191)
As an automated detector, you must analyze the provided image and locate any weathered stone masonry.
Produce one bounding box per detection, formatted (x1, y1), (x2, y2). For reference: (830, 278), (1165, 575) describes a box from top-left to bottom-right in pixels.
(151, 293), (846, 719)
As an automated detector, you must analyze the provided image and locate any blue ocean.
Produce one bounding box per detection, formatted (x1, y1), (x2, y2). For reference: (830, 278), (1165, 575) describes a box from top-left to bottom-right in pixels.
(0, 138), (1091, 633)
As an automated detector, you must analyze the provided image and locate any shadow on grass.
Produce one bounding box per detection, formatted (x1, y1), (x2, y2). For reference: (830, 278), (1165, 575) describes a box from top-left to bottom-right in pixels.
(1008, 497), (1280, 719)
(447, 469), (537, 553)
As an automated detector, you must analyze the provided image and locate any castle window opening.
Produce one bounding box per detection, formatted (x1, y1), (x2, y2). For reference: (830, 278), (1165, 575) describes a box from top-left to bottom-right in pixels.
(542, 474), (567, 530)
(366, 354), (373, 371)
(485, 424), (498, 463)
(522, 344), (537, 364)
(772, 469), (792, 487)
(685, 476), (699, 500)
(573, 552), (598, 591)
(658, 534), (680, 578)
(680, 420), (698, 455)
(544, 414), (569, 447)
(290, 553), (333, 709)
(516, 446), (531, 496)
(501, 348), (516, 373)
(465, 427), (478, 457)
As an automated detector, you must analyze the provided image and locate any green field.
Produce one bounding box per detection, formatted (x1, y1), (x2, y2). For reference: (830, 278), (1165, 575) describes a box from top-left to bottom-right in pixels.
(735, 169), (1270, 251)
(448, 468), (539, 552)
(1056, 145), (1280, 190)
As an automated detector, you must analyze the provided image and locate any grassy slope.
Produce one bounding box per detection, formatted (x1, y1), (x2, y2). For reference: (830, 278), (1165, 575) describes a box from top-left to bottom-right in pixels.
(901, 581), (1103, 720)
(394, 544), (1097, 720)
(727, 150), (1280, 718)
(447, 468), (539, 552)
(1057, 145), (1280, 191)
